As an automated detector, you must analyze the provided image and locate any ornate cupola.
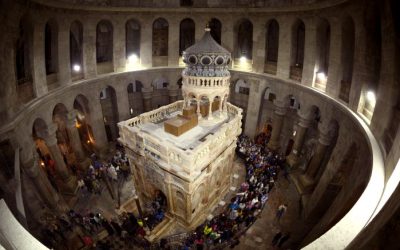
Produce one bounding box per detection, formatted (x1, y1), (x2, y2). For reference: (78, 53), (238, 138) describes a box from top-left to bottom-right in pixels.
(181, 26), (232, 121)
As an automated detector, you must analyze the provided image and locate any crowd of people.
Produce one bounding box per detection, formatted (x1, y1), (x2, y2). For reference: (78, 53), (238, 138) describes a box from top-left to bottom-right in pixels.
(155, 133), (288, 249)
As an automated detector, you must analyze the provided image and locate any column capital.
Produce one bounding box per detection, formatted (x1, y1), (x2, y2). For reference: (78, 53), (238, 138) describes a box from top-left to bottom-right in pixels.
(44, 123), (58, 146)
(142, 87), (153, 99)
(66, 109), (79, 128)
(273, 100), (287, 116)
(318, 131), (332, 146)
(298, 113), (314, 128)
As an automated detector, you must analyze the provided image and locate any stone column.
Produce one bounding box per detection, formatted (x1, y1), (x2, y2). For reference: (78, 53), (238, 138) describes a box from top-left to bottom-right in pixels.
(115, 85), (130, 122)
(113, 19), (126, 72)
(301, 18), (317, 87)
(168, 86), (179, 103)
(66, 110), (90, 169)
(32, 20), (48, 96)
(89, 98), (109, 156)
(207, 96), (214, 120)
(303, 132), (331, 181)
(252, 20), (266, 73)
(196, 97), (202, 118)
(20, 142), (63, 211)
(83, 21), (97, 79)
(267, 101), (287, 150)
(168, 18), (180, 67)
(44, 124), (77, 194)
(287, 114), (313, 167)
(325, 18), (341, 98)
(276, 17), (292, 79)
(57, 20), (72, 85)
(142, 87), (153, 112)
(140, 21), (152, 68)
(244, 79), (263, 138)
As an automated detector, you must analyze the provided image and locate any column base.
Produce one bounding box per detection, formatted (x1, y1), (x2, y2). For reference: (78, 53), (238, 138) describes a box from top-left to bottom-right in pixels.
(286, 153), (301, 168)
(59, 175), (79, 196)
(291, 173), (315, 195)
(267, 141), (280, 151)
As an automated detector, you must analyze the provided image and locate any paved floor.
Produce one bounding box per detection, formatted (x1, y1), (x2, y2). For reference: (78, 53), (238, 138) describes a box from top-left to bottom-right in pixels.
(68, 154), (301, 250)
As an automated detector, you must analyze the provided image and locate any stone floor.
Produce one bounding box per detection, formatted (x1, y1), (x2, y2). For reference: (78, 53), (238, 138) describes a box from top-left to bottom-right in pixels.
(68, 154), (301, 250)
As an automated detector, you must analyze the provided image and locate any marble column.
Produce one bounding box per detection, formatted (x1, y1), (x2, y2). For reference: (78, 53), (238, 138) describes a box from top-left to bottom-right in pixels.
(43, 124), (77, 194)
(267, 101), (287, 150)
(113, 19), (126, 72)
(244, 79), (263, 138)
(32, 19), (48, 96)
(301, 18), (317, 87)
(196, 97), (202, 118)
(168, 18), (180, 67)
(142, 87), (153, 112)
(140, 21), (152, 68)
(207, 97), (214, 120)
(287, 114), (313, 167)
(303, 132), (331, 181)
(66, 110), (90, 169)
(168, 86), (179, 103)
(89, 98), (109, 156)
(83, 21), (97, 79)
(115, 86), (130, 122)
(276, 17), (292, 79)
(57, 20), (71, 85)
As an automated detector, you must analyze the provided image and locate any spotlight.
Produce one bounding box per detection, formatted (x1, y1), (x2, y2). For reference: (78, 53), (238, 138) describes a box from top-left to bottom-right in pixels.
(240, 56), (247, 63)
(128, 54), (139, 64)
(317, 72), (327, 81)
(73, 64), (81, 72)
(366, 91), (376, 103)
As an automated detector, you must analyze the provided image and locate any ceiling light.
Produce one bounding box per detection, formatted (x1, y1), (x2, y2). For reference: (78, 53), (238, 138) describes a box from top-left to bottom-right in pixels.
(73, 64), (81, 72)
(128, 54), (139, 64)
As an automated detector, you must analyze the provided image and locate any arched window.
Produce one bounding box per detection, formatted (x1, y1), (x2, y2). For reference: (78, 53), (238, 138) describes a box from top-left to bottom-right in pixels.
(339, 16), (355, 103)
(45, 20), (58, 75)
(15, 17), (32, 85)
(70, 21), (83, 77)
(209, 18), (222, 44)
(236, 19), (253, 60)
(152, 18), (169, 57)
(96, 20), (113, 63)
(126, 19), (141, 58)
(290, 19), (305, 81)
(265, 19), (279, 74)
(179, 18), (195, 55)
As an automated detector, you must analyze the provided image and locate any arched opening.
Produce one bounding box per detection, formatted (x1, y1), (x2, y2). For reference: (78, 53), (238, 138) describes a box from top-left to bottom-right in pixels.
(179, 18), (195, 55)
(32, 119), (59, 191)
(152, 78), (170, 108)
(99, 86), (119, 141)
(339, 16), (355, 103)
(16, 15), (34, 103)
(209, 18), (222, 44)
(257, 88), (276, 135)
(265, 19), (279, 74)
(52, 103), (75, 169)
(314, 19), (331, 91)
(70, 20), (83, 81)
(152, 18), (169, 66)
(126, 19), (141, 64)
(45, 19), (59, 88)
(127, 81), (144, 117)
(290, 19), (305, 81)
(96, 20), (113, 74)
(234, 19), (253, 71)
(74, 94), (95, 154)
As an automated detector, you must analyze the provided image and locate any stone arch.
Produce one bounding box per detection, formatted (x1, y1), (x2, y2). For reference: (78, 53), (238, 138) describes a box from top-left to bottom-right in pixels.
(96, 20), (113, 63)
(258, 87), (277, 133)
(234, 18), (253, 60)
(44, 18), (59, 76)
(209, 18), (222, 44)
(152, 18), (169, 59)
(73, 94), (94, 152)
(339, 15), (355, 103)
(126, 18), (141, 59)
(179, 18), (195, 55)
(265, 19), (279, 74)
(290, 18), (305, 81)
(70, 20), (83, 80)
(15, 14), (35, 103)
